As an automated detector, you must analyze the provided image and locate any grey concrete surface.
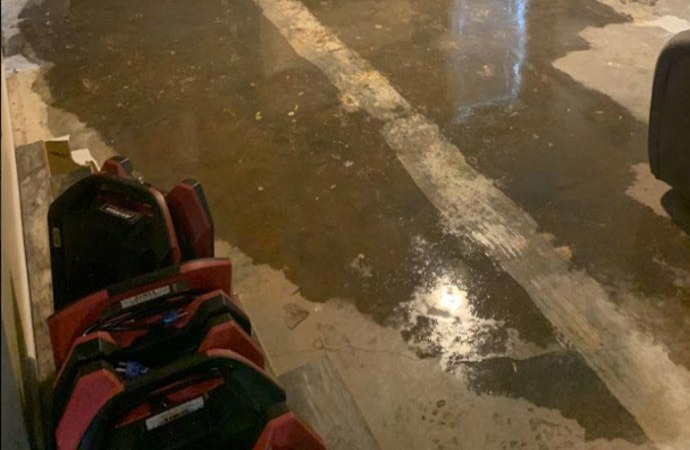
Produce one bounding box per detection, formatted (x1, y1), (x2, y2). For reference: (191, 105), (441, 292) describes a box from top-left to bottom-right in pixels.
(3, 0), (690, 448)
(279, 355), (380, 449)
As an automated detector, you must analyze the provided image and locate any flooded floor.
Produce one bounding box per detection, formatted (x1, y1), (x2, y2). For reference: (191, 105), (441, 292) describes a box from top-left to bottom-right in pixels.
(4, 0), (690, 447)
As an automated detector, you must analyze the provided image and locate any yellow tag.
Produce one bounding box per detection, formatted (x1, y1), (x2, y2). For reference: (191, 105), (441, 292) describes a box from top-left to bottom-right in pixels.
(45, 138), (82, 175)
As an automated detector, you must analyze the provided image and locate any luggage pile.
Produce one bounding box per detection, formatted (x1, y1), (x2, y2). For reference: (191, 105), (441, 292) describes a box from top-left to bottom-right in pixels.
(47, 156), (325, 450)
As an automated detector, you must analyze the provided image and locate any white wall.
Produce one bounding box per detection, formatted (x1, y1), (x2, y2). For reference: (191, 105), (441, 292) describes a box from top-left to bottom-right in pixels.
(1, 54), (36, 407)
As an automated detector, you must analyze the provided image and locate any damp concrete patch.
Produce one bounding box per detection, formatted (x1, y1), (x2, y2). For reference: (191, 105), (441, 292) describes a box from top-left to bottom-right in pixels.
(217, 240), (652, 449)
(462, 351), (647, 443)
(247, 1), (690, 446)
(13, 0), (690, 445)
(4, 55), (115, 163)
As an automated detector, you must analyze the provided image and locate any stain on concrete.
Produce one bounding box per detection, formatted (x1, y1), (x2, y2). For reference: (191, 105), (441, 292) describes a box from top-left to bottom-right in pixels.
(283, 302), (310, 329)
(461, 351), (646, 443)
(17, 0), (560, 353)
(400, 235), (560, 366)
(222, 240), (653, 449)
(297, 0), (690, 372)
(15, 0), (688, 445)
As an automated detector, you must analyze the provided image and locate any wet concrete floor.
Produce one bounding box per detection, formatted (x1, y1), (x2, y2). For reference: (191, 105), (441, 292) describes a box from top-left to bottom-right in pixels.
(9, 0), (690, 447)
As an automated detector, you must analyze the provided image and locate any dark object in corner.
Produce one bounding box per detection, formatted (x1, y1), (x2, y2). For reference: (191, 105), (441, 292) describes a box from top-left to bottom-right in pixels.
(649, 30), (690, 199)
(661, 189), (690, 235)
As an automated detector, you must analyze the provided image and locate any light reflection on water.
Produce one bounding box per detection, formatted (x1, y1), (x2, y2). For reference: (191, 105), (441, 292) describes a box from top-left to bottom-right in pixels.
(403, 272), (504, 370)
(449, 0), (529, 121)
(438, 283), (466, 315)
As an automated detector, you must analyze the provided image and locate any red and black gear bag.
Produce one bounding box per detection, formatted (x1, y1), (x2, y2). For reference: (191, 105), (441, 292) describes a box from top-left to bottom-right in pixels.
(51, 291), (263, 425)
(49, 156), (216, 309)
(49, 171), (182, 309)
(48, 259), (240, 368)
(55, 350), (324, 450)
(166, 178), (215, 260)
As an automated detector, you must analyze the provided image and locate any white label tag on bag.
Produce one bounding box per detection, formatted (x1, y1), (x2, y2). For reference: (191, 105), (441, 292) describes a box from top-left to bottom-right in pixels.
(145, 396), (205, 431)
(99, 203), (142, 223)
(119, 285), (173, 310)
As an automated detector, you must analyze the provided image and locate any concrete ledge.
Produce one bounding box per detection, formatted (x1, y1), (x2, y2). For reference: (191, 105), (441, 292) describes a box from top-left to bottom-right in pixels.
(279, 355), (380, 450)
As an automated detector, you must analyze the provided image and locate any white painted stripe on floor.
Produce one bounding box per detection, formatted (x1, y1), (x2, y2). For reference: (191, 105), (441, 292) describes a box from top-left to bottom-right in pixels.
(252, 0), (690, 447)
